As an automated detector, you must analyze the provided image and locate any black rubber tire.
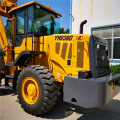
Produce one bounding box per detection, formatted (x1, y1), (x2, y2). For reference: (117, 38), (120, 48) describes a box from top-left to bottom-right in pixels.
(17, 65), (58, 116)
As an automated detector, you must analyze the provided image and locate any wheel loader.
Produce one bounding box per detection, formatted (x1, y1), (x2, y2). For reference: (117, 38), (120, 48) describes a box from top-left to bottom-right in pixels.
(0, 0), (120, 116)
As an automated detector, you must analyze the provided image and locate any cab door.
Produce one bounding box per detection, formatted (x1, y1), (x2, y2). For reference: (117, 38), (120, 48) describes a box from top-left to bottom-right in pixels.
(15, 9), (26, 48)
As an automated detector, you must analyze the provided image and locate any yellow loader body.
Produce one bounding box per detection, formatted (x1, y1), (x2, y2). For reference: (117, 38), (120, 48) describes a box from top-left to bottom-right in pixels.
(11, 34), (91, 83)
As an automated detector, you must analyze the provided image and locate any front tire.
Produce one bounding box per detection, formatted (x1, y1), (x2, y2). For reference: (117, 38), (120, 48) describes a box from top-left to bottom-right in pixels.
(17, 65), (58, 116)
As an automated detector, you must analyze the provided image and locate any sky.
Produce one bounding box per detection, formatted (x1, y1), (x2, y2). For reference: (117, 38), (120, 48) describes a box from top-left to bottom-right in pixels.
(1, 0), (70, 30)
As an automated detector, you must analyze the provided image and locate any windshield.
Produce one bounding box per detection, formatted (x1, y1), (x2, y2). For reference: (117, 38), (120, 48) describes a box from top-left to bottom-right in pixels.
(28, 6), (60, 35)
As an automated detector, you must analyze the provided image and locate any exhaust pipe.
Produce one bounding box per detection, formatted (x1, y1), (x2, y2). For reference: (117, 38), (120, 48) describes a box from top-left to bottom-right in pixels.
(80, 20), (87, 34)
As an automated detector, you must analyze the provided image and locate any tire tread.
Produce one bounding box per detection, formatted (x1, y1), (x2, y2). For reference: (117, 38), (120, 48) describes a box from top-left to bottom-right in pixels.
(17, 65), (58, 116)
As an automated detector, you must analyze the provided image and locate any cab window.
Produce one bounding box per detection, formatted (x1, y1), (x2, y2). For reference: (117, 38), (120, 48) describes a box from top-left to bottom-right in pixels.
(16, 11), (25, 34)
(27, 5), (60, 35)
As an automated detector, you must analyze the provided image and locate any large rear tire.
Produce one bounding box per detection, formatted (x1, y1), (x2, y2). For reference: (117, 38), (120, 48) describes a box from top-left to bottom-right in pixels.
(17, 65), (58, 116)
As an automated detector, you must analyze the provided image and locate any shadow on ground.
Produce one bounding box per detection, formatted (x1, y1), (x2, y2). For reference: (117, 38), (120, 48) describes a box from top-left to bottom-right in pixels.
(41, 96), (120, 120)
(0, 88), (13, 96)
(1, 87), (120, 120)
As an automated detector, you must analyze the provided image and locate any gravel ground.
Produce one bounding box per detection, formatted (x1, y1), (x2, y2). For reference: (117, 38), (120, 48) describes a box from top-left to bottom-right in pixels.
(0, 79), (120, 120)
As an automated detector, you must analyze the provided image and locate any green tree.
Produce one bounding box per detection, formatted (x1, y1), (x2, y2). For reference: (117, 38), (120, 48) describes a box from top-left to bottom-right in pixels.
(64, 28), (69, 34)
(59, 27), (64, 34)
(59, 27), (69, 34)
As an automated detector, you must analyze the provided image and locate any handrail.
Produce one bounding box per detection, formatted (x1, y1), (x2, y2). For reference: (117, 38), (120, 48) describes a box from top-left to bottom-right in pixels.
(26, 32), (44, 51)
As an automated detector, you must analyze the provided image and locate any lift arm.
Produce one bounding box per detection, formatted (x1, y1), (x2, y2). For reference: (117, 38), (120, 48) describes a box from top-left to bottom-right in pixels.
(0, 0), (17, 50)
(0, 0), (17, 17)
(0, 16), (8, 50)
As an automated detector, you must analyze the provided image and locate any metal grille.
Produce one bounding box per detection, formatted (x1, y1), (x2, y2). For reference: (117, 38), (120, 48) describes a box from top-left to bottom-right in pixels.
(68, 43), (72, 59)
(77, 42), (84, 68)
(56, 42), (60, 54)
(61, 43), (68, 60)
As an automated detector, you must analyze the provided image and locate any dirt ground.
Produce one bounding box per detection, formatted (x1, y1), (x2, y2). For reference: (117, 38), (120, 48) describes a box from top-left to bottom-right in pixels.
(0, 79), (120, 120)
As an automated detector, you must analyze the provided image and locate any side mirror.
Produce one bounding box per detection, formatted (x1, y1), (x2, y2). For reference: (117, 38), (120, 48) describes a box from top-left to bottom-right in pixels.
(7, 19), (12, 28)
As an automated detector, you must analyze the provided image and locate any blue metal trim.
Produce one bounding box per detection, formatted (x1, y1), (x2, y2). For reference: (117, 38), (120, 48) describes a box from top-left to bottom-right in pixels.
(70, 0), (72, 34)
(91, 23), (120, 34)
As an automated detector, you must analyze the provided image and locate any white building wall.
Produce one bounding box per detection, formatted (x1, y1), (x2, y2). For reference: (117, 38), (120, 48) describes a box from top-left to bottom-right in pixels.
(72, 0), (120, 34)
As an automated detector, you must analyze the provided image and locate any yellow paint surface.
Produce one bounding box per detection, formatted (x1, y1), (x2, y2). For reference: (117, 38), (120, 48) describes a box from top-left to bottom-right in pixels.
(14, 34), (91, 83)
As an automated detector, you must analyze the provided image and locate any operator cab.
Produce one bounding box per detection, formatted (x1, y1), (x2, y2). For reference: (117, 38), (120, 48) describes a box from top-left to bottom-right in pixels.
(9, 1), (62, 47)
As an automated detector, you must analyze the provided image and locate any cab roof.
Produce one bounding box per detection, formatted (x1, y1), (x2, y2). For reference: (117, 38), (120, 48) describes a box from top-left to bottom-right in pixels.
(9, 1), (62, 16)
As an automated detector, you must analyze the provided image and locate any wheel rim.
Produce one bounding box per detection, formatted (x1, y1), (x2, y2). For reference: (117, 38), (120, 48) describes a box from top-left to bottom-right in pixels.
(22, 77), (39, 105)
